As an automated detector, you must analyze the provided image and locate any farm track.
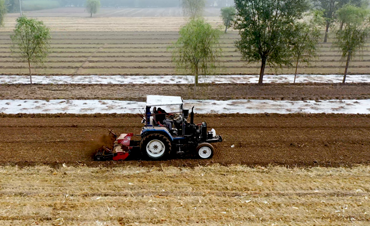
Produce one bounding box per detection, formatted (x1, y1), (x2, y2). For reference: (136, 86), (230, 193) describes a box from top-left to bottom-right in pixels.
(0, 114), (369, 167)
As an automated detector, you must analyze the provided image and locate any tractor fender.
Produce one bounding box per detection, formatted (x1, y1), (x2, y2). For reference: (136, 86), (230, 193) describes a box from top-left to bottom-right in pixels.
(141, 127), (174, 141)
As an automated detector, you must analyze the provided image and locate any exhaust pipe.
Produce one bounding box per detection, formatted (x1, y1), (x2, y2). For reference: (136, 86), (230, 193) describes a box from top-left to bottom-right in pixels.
(190, 106), (194, 124)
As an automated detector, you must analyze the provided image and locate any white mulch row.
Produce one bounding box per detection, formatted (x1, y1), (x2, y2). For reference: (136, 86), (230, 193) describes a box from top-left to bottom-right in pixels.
(0, 99), (368, 114)
(1, 74), (370, 84)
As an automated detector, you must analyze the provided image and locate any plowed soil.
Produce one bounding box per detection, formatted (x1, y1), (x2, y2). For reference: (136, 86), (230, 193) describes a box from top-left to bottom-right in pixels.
(2, 83), (370, 101)
(1, 114), (369, 167)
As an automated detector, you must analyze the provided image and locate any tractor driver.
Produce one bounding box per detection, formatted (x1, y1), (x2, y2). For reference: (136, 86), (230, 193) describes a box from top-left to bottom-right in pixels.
(154, 107), (173, 130)
(152, 107), (164, 126)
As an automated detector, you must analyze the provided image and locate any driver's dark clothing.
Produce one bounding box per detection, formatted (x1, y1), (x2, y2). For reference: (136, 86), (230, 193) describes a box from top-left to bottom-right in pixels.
(156, 108), (167, 125)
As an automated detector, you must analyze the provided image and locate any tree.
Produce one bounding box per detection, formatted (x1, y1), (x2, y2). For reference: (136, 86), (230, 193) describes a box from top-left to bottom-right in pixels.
(320, 0), (336, 42)
(234, 0), (309, 85)
(85, 0), (100, 18)
(290, 12), (323, 83)
(291, 21), (321, 83)
(182, 0), (205, 19)
(10, 17), (51, 84)
(221, 6), (236, 33)
(317, 0), (366, 42)
(0, 0), (6, 27)
(334, 6), (369, 83)
(169, 19), (222, 86)
(337, 3), (368, 30)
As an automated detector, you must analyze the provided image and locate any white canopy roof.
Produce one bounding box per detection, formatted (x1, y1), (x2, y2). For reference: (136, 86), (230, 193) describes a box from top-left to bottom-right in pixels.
(146, 95), (183, 106)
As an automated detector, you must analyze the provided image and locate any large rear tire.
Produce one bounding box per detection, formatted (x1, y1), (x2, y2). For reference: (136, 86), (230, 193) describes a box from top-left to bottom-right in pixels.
(140, 133), (171, 160)
(196, 143), (214, 159)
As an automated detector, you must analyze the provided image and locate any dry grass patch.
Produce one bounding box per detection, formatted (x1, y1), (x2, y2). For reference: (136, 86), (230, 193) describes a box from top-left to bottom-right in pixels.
(0, 164), (369, 225)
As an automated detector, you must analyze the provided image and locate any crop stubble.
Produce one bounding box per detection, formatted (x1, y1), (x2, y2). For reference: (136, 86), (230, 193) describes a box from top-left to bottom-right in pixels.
(0, 164), (369, 225)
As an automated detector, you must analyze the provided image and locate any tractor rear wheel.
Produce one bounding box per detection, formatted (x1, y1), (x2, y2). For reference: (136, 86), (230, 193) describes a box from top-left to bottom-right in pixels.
(140, 133), (171, 160)
(196, 143), (214, 159)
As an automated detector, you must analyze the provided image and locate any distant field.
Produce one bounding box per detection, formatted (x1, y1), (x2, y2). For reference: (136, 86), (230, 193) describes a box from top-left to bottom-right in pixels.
(0, 8), (369, 76)
(6, 7), (221, 18)
(0, 31), (369, 75)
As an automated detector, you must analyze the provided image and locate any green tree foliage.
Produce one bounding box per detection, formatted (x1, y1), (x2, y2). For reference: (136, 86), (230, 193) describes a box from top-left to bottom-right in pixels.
(334, 5), (369, 83)
(316, 0), (366, 42)
(85, 0), (100, 18)
(221, 6), (236, 33)
(182, 0), (205, 19)
(291, 21), (321, 83)
(337, 3), (369, 30)
(234, 0), (309, 85)
(170, 19), (222, 86)
(10, 17), (51, 84)
(0, 0), (6, 27)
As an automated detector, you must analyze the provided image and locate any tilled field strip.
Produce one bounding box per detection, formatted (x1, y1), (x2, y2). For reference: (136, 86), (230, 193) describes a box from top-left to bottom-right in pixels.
(0, 115), (369, 166)
(1, 31), (369, 75)
(1, 16), (224, 32)
(5, 7), (222, 18)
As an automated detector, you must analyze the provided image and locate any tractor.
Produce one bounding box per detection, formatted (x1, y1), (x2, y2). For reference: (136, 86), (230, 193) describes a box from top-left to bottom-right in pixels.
(94, 95), (222, 161)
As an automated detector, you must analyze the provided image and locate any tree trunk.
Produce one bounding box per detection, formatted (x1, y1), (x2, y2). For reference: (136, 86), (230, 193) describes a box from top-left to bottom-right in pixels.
(324, 21), (330, 43)
(259, 58), (266, 85)
(28, 60), (32, 85)
(294, 56), (299, 84)
(340, 21), (344, 31)
(195, 64), (199, 87)
(91, 12), (93, 18)
(343, 50), (351, 84)
(225, 20), (229, 33)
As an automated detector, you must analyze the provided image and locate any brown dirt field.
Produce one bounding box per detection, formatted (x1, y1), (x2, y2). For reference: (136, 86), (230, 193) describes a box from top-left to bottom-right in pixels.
(2, 84), (370, 101)
(1, 114), (369, 167)
(0, 29), (369, 75)
(6, 7), (222, 18)
(1, 16), (223, 32)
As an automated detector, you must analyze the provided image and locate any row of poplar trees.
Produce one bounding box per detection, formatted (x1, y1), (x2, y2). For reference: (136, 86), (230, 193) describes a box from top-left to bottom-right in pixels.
(172, 0), (370, 85)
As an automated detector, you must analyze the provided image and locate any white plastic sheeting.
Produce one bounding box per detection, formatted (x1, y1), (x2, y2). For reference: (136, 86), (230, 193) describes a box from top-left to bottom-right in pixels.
(1, 74), (370, 84)
(0, 99), (369, 114)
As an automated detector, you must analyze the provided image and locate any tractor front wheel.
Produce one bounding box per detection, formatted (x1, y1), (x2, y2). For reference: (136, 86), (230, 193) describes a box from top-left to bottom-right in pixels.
(196, 143), (214, 159)
(140, 133), (171, 160)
